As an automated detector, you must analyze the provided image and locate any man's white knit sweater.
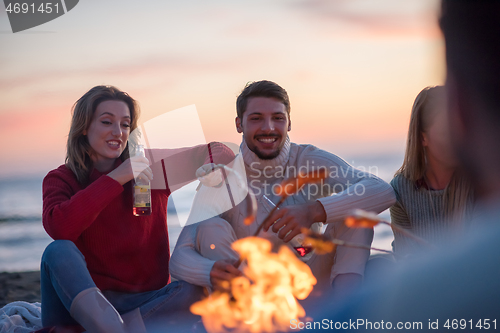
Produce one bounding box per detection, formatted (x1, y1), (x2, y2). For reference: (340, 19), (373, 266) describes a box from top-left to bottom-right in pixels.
(170, 137), (396, 287)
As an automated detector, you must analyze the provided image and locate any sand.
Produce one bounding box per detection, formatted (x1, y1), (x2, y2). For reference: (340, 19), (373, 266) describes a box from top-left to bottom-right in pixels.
(0, 271), (41, 308)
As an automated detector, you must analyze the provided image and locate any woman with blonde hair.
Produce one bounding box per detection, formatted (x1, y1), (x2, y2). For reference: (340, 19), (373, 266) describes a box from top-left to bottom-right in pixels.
(390, 85), (473, 259)
(40, 85), (234, 332)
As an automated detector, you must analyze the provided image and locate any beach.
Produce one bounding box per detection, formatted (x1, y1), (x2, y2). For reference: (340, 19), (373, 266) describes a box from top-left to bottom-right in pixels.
(0, 271), (41, 308)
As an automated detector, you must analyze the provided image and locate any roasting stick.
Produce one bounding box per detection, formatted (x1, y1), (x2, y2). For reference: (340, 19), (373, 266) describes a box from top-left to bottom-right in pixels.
(328, 238), (392, 254)
(251, 196), (287, 237)
(345, 209), (434, 248)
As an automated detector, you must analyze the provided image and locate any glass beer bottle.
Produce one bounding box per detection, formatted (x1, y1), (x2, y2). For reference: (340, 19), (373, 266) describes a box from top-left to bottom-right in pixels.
(133, 145), (152, 216)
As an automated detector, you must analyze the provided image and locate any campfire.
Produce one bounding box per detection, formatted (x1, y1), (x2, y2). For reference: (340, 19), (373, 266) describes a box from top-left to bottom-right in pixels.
(190, 237), (317, 333)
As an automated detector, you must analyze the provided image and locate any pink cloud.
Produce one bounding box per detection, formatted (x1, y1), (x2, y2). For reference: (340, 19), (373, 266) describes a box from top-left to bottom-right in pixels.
(290, 0), (441, 38)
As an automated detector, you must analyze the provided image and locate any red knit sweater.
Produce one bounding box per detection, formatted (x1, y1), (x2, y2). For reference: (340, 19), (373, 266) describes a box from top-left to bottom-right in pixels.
(42, 142), (234, 293)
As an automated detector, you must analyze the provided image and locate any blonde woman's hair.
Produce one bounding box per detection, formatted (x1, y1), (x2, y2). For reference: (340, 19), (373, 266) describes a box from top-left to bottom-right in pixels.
(396, 86), (473, 221)
(65, 85), (140, 185)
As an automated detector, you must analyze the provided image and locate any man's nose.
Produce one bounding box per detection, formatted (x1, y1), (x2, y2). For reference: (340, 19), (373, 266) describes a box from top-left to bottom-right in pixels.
(261, 118), (275, 132)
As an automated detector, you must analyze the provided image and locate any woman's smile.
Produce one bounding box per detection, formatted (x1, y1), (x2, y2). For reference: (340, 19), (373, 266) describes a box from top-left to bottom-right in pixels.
(85, 100), (131, 172)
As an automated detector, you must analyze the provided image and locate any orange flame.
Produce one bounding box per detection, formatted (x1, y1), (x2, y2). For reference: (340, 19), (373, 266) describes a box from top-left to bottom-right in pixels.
(344, 209), (381, 228)
(190, 237), (317, 333)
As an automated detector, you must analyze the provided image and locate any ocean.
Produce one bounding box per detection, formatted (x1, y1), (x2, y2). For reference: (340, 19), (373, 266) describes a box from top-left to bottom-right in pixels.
(0, 153), (402, 272)
(0, 176), (189, 273)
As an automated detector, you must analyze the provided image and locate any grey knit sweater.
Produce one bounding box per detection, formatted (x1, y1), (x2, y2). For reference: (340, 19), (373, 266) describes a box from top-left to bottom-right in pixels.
(390, 174), (469, 259)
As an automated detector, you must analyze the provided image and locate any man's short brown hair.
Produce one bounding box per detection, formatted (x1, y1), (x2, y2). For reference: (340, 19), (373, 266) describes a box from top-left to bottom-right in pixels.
(236, 80), (291, 118)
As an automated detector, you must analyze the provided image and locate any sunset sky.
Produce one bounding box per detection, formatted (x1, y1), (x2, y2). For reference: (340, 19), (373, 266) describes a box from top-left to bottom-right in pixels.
(0, 0), (444, 178)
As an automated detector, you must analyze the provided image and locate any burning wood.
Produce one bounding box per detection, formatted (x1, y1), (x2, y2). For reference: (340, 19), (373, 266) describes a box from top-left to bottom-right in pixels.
(190, 237), (317, 333)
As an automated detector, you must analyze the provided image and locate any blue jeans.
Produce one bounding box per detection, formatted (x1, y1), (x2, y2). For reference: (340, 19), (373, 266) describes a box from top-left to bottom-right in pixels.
(41, 240), (203, 330)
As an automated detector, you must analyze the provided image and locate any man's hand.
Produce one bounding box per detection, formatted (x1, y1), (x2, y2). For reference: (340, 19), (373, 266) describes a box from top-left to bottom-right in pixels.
(210, 259), (242, 291)
(262, 201), (327, 242)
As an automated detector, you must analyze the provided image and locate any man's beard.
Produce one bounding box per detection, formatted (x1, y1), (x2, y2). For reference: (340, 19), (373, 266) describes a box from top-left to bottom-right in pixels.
(252, 146), (282, 160)
(249, 134), (285, 160)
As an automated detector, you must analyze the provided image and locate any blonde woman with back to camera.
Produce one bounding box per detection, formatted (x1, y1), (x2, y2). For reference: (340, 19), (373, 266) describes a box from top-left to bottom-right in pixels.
(390, 86), (474, 259)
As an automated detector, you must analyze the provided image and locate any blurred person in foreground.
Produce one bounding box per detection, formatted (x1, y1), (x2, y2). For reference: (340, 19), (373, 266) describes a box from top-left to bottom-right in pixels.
(308, 1), (500, 330)
(170, 80), (395, 302)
